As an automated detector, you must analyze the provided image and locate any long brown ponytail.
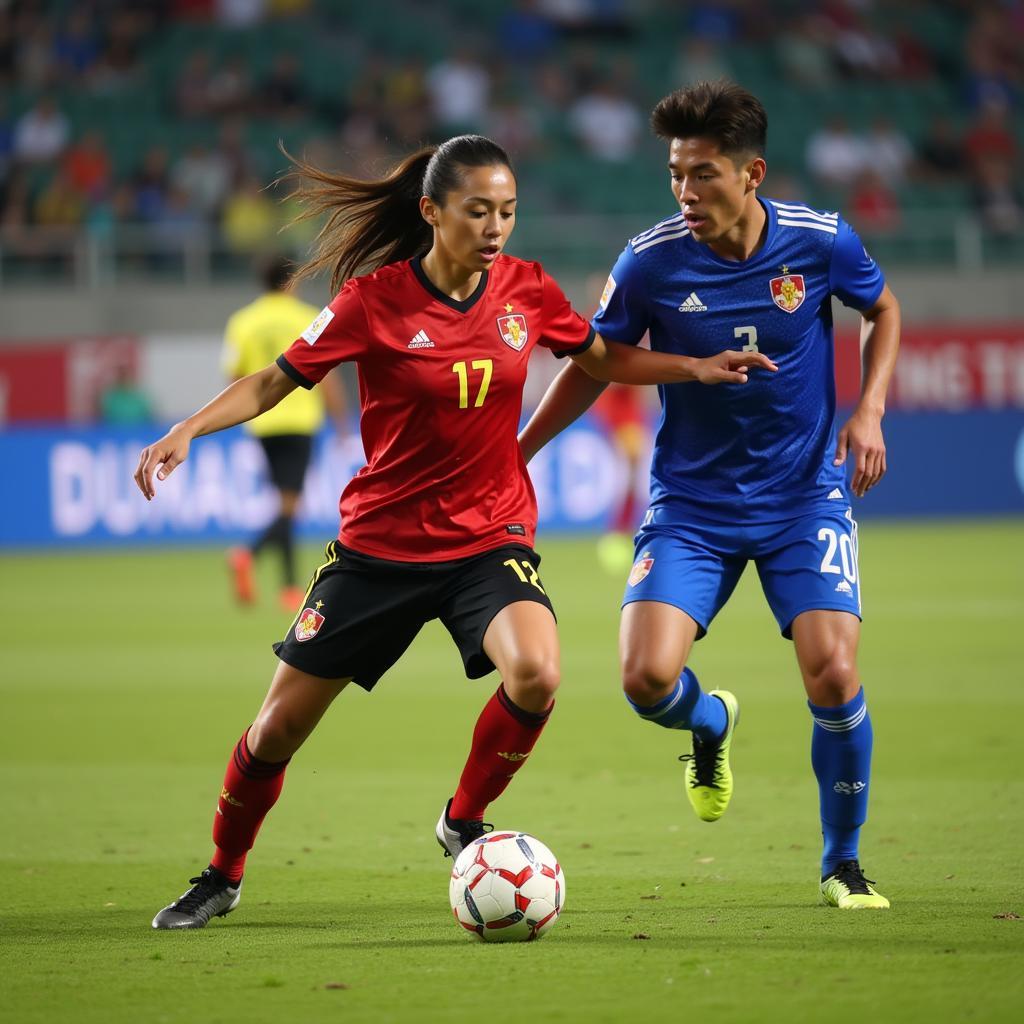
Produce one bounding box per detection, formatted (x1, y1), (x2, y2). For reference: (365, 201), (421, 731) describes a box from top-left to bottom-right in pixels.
(283, 135), (515, 294)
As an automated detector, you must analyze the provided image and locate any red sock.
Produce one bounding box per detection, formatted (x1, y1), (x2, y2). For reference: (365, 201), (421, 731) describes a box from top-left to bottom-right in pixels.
(449, 684), (552, 821)
(209, 729), (289, 882)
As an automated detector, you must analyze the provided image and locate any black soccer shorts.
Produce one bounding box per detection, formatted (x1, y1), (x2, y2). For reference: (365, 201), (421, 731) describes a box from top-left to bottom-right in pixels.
(272, 541), (555, 690)
(259, 434), (313, 494)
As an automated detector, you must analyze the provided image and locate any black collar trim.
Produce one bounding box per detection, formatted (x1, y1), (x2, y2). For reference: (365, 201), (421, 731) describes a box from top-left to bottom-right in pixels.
(410, 256), (489, 313)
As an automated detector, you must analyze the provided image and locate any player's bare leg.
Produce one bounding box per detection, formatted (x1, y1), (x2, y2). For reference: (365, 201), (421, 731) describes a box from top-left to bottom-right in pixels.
(153, 663), (350, 928)
(620, 601), (737, 821)
(438, 602), (559, 858)
(792, 610), (888, 909)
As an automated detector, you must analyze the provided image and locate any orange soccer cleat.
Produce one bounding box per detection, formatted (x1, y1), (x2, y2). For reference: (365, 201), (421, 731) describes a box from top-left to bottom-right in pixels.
(278, 585), (304, 613)
(227, 547), (256, 605)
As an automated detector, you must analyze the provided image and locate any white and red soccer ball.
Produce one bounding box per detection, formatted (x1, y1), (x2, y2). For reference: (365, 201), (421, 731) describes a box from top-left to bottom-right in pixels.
(449, 831), (565, 942)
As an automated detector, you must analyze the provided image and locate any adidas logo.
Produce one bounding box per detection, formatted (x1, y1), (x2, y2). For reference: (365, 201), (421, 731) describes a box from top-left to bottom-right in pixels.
(827, 488), (844, 500)
(678, 292), (707, 312)
(408, 329), (435, 349)
(835, 580), (853, 595)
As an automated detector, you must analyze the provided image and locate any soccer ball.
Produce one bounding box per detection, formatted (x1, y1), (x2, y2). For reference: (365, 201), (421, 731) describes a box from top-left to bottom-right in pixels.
(449, 831), (565, 942)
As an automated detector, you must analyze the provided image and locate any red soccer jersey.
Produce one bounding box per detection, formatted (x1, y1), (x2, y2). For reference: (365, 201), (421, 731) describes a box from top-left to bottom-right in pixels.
(278, 255), (594, 561)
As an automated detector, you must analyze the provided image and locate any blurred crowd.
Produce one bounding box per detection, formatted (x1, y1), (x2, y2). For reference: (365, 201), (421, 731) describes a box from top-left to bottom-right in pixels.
(0, 0), (1022, 267)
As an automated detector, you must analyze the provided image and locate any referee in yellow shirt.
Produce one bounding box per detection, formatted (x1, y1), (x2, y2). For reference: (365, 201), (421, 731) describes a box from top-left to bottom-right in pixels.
(222, 256), (344, 611)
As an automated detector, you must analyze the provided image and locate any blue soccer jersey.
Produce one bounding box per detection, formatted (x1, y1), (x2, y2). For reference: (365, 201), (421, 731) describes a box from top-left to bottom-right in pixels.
(591, 197), (884, 522)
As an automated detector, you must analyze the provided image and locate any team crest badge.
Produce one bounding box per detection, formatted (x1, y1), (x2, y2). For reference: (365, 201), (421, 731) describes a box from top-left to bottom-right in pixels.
(497, 314), (528, 351)
(628, 556), (654, 587)
(294, 606), (325, 642)
(770, 274), (806, 313)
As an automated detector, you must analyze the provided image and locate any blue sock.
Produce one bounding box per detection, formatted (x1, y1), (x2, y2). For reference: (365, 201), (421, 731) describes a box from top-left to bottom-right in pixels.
(626, 667), (726, 744)
(808, 687), (873, 878)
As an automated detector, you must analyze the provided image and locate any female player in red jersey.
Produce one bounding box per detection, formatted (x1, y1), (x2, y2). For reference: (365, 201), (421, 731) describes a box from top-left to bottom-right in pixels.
(135, 135), (775, 929)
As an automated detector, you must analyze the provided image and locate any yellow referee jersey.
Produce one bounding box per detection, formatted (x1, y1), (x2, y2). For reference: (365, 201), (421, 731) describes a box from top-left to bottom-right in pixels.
(222, 291), (325, 437)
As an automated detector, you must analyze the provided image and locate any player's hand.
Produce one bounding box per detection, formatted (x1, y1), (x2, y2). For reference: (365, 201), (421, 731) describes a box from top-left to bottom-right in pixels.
(134, 425), (193, 501)
(695, 349), (778, 385)
(834, 406), (886, 497)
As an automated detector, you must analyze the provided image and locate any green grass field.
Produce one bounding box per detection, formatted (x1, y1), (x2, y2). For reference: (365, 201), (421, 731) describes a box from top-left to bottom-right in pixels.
(3, 521), (1022, 1024)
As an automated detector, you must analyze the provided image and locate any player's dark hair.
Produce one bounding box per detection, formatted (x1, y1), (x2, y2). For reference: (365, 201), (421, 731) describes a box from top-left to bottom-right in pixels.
(651, 80), (767, 159)
(260, 254), (293, 292)
(284, 135), (514, 293)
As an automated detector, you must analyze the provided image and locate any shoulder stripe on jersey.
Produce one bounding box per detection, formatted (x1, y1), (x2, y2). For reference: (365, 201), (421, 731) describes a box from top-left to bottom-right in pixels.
(770, 201), (838, 223)
(776, 218), (838, 235)
(630, 213), (685, 245)
(633, 227), (691, 253)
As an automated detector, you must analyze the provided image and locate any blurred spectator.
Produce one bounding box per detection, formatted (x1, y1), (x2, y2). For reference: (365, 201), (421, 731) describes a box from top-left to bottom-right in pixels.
(260, 53), (307, 119)
(863, 116), (913, 184)
(99, 364), (153, 425)
(673, 38), (732, 87)
(776, 18), (836, 88)
(85, 182), (136, 242)
(0, 96), (13, 178)
(16, 17), (56, 90)
(34, 169), (85, 228)
(133, 146), (171, 222)
(175, 51), (217, 118)
(0, 11), (15, 86)
(13, 96), (70, 164)
(849, 169), (901, 234)
(171, 142), (232, 217)
(963, 6), (1020, 112)
(497, 0), (559, 62)
(151, 185), (204, 258)
(972, 157), (1023, 235)
(568, 79), (642, 163)
(90, 9), (147, 94)
(684, 0), (744, 43)
(207, 56), (254, 117)
(221, 175), (277, 252)
(827, 5), (900, 78)
(426, 47), (491, 131)
(216, 0), (267, 28)
(964, 99), (1017, 175)
(490, 90), (544, 159)
(805, 115), (866, 189)
(53, 10), (101, 79)
(915, 116), (964, 181)
(538, 0), (631, 39)
(63, 131), (113, 200)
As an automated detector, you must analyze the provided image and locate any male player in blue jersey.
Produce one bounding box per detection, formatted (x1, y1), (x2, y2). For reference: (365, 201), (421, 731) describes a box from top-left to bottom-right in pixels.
(520, 80), (900, 909)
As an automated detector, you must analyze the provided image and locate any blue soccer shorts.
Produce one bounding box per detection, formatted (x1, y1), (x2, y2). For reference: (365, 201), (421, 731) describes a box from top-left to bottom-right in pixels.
(622, 505), (862, 639)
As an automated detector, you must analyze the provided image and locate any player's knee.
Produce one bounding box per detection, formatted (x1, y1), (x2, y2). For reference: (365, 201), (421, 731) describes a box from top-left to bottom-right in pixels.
(247, 708), (306, 762)
(621, 660), (677, 707)
(805, 654), (859, 706)
(503, 655), (560, 710)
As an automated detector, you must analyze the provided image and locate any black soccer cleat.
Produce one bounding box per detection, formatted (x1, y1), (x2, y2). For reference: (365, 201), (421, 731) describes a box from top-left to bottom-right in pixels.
(151, 867), (242, 929)
(435, 798), (493, 859)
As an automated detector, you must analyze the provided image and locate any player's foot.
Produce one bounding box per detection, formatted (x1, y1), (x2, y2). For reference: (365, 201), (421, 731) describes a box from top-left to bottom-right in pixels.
(436, 798), (493, 859)
(151, 867), (242, 929)
(678, 689), (739, 822)
(820, 859), (890, 909)
(278, 585), (304, 613)
(227, 547), (256, 605)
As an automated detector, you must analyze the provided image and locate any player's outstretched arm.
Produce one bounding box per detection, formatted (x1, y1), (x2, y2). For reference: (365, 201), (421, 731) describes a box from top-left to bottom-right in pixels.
(834, 284), (901, 498)
(571, 335), (777, 386)
(134, 363), (298, 500)
(519, 360), (606, 463)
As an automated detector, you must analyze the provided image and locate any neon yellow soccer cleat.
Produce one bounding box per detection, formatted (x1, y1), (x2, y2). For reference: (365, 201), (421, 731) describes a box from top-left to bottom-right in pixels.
(820, 860), (890, 909)
(679, 689), (739, 822)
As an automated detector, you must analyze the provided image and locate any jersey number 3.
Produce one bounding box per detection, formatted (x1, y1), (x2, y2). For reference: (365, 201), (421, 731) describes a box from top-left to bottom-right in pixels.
(452, 359), (493, 408)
